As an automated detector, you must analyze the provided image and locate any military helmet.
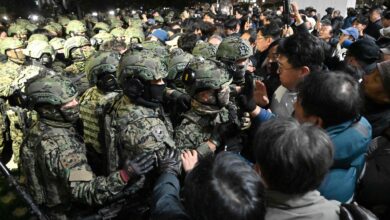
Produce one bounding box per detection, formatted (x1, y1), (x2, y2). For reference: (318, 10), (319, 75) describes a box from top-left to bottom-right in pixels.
(110, 27), (125, 38)
(91, 32), (114, 45)
(65, 20), (87, 35)
(43, 25), (58, 35)
(63, 36), (90, 58)
(117, 50), (168, 83)
(15, 18), (30, 27)
(28, 34), (49, 43)
(125, 27), (145, 44)
(216, 36), (253, 62)
(93, 22), (110, 33)
(129, 18), (143, 28)
(0, 37), (24, 55)
(25, 23), (38, 33)
(110, 19), (123, 29)
(182, 57), (231, 96)
(58, 16), (70, 27)
(25, 74), (78, 106)
(192, 42), (217, 59)
(7, 23), (28, 36)
(167, 48), (194, 80)
(85, 51), (120, 85)
(49, 22), (63, 34)
(49, 37), (66, 50)
(24, 40), (55, 60)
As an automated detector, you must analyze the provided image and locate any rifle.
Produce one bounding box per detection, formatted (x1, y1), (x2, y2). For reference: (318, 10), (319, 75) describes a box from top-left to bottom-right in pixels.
(0, 161), (48, 220)
(283, 0), (291, 26)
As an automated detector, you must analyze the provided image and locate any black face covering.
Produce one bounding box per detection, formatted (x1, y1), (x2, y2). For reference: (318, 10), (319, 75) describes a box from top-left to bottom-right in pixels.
(144, 84), (166, 103)
(96, 73), (119, 93)
(56, 53), (66, 62)
(40, 54), (53, 68)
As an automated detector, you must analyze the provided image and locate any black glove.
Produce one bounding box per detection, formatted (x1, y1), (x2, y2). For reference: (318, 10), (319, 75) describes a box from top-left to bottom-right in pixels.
(238, 74), (257, 112)
(176, 93), (191, 111)
(210, 122), (239, 149)
(123, 152), (156, 179)
(156, 148), (182, 176)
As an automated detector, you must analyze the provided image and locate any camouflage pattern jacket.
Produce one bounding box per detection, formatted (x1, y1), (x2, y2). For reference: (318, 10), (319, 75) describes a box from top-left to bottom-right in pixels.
(107, 96), (175, 172)
(174, 108), (229, 157)
(21, 119), (127, 220)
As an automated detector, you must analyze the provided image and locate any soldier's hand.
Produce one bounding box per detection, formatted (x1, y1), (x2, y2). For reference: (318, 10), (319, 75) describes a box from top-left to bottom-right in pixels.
(156, 148), (181, 176)
(238, 74), (257, 112)
(176, 93), (191, 111)
(122, 152), (155, 181)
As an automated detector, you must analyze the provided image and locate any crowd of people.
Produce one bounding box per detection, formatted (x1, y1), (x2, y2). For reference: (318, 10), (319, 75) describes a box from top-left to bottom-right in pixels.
(0, 1), (389, 220)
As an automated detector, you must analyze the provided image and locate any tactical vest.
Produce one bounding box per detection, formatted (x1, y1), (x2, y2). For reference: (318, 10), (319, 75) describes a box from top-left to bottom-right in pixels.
(79, 87), (120, 154)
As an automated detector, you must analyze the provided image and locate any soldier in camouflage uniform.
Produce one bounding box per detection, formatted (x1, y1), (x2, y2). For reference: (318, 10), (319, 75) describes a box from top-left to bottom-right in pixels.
(63, 36), (96, 94)
(174, 57), (235, 157)
(21, 75), (155, 220)
(80, 51), (122, 176)
(0, 38), (26, 163)
(7, 24), (28, 45)
(106, 49), (175, 173)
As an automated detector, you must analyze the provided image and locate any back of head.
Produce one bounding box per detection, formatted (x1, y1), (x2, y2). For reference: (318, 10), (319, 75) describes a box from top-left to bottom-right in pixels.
(184, 152), (266, 220)
(277, 33), (324, 72)
(297, 71), (362, 128)
(254, 118), (334, 194)
(216, 36), (252, 62)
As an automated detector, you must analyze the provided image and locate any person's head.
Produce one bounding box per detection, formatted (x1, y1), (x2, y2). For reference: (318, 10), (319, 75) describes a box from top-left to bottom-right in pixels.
(325, 7), (334, 16)
(0, 37), (26, 64)
(266, 40), (280, 75)
(256, 22), (280, 52)
(167, 48), (194, 88)
(318, 21), (334, 42)
(65, 20), (87, 37)
(178, 32), (200, 53)
(382, 10), (390, 28)
(352, 15), (369, 33)
(25, 75), (79, 123)
(369, 6), (383, 23)
(192, 42), (217, 59)
(182, 57), (231, 114)
(339, 27), (359, 47)
(347, 7), (358, 18)
(64, 36), (95, 62)
(7, 23), (28, 44)
(23, 40), (55, 68)
(49, 37), (66, 61)
(241, 28), (257, 48)
(216, 36), (253, 81)
(295, 71), (362, 128)
(184, 152), (266, 220)
(224, 18), (240, 35)
(363, 60), (390, 104)
(117, 50), (167, 107)
(203, 12), (215, 24)
(332, 10), (341, 18)
(254, 118), (333, 195)
(381, 47), (390, 61)
(85, 51), (120, 93)
(277, 33), (324, 91)
(345, 38), (381, 74)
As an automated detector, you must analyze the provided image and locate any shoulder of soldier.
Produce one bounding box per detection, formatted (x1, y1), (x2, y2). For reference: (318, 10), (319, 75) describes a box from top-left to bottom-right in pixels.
(38, 122), (82, 152)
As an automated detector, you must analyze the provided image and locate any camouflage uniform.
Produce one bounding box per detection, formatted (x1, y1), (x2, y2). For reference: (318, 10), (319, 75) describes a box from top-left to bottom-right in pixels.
(174, 58), (232, 157)
(107, 50), (175, 172)
(79, 51), (122, 175)
(21, 75), (128, 220)
(0, 38), (26, 164)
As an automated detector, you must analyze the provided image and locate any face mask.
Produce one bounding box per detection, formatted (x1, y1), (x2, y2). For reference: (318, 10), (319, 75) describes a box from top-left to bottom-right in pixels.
(40, 54), (53, 67)
(61, 105), (80, 123)
(96, 73), (119, 93)
(229, 63), (247, 80)
(342, 39), (353, 48)
(56, 53), (66, 61)
(144, 84), (166, 103)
